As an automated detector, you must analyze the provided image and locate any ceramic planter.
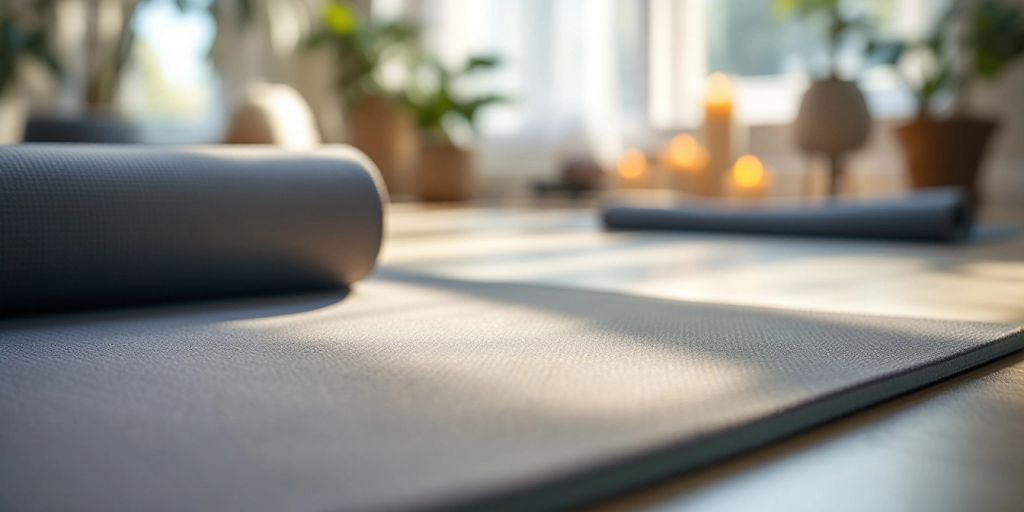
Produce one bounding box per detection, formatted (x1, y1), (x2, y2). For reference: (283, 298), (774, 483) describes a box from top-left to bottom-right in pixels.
(416, 142), (475, 202)
(347, 95), (419, 196)
(895, 117), (997, 207)
(794, 78), (871, 195)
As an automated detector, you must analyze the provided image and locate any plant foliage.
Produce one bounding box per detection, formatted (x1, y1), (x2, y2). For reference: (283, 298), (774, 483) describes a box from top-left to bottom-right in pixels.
(772, 0), (879, 78)
(305, 0), (419, 110)
(867, 0), (1024, 117)
(0, 0), (60, 97)
(401, 54), (507, 144)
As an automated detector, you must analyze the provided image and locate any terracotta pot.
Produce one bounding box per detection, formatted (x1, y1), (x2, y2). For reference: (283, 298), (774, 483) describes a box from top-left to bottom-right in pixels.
(347, 95), (419, 196)
(794, 78), (871, 196)
(416, 142), (475, 202)
(895, 117), (997, 206)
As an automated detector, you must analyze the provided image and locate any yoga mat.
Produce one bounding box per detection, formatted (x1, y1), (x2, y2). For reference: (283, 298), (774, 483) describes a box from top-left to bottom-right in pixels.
(0, 144), (385, 315)
(603, 188), (973, 241)
(1, 272), (1019, 511)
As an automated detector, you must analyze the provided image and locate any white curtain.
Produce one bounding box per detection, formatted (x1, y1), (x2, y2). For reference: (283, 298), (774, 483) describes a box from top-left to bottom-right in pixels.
(380, 0), (649, 178)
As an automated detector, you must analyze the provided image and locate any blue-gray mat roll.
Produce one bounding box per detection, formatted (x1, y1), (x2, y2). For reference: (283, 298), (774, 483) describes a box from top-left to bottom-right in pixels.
(0, 144), (386, 314)
(603, 188), (972, 242)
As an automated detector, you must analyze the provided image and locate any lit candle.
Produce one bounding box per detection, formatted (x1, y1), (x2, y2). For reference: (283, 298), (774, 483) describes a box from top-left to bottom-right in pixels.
(725, 154), (770, 199)
(702, 73), (734, 197)
(616, 148), (648, 189)
(662, 134), (708, 193)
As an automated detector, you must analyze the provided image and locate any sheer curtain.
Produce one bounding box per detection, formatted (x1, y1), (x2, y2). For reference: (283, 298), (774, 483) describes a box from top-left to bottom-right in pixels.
(378, 0), (649, 179)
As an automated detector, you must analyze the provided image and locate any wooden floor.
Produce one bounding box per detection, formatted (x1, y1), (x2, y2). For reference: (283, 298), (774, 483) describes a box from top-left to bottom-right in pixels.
(383, 201), (1024, 511)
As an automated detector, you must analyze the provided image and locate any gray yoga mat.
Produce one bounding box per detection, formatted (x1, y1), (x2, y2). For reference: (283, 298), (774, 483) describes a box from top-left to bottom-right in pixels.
(603, 188), (973, 241)
(0, 144), (385, 315)
(1, 146), (1019, 511)
(1, 272), (1020, 511)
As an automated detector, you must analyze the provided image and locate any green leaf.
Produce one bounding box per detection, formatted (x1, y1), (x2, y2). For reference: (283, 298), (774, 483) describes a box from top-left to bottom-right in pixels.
(772, 0), (799, 19)
(303, 30), (334, 49)
(866, 39), (905, 66)
(401, 54), (507, 138)
(772, 0), (838, 19)
(968, 0), (1024, 80)
(462, 55), (501, 74)
(324, 1), (358, 35)
(975, 50), (1000, 77)
(454, 94), (507, 128)
(375, 22), (418, 44)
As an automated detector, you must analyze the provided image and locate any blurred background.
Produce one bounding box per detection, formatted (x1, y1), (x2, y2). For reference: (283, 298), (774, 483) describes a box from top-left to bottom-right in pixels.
(1, 0), (1022, 209)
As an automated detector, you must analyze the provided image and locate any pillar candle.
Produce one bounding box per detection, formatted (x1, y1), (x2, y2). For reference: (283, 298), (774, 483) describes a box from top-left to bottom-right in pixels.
(702, 73), (734, 197)
(724, 154), (770, 199)
(616, 148), (648, 189)
(662, 134), (708, 194)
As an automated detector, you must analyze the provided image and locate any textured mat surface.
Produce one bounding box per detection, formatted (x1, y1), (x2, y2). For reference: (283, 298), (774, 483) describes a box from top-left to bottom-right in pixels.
(1, 273), (1020, 511)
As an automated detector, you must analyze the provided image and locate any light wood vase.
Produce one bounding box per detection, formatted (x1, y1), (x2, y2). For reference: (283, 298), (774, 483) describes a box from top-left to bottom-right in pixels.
(347, 95), (419, 195)
(416, 142), (476, 202)
(795, 78), (871, 196)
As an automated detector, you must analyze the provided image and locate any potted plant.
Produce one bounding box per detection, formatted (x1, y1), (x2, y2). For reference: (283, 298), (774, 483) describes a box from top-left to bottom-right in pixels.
(775, 0), (877, 196)
(402, 55), (506, 202)
(0, 0), (60, 143)
(305, 0), (420, 194)
(871, 0), (1024, 206)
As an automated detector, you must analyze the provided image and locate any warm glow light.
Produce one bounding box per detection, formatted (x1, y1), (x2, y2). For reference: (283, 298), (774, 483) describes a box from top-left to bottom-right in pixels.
(665, 134), (707, 172)
(732, 155), (765, 188)
(705, 73), (733, 108)
(617, 149), (647, 180)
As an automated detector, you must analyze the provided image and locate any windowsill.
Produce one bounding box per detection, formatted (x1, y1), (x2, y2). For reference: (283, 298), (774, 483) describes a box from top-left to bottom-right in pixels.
(653, 72), (919, 130)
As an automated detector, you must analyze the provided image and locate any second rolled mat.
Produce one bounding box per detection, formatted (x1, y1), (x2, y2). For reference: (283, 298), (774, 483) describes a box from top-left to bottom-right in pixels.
(603, 188), (973, 242)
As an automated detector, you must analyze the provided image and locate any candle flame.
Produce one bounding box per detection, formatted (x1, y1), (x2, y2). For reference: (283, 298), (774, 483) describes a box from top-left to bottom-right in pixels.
(732, 155), (765, 188)
(665, 134), (707, 172)
(617, 149), (647, 180)
(705, 73), (733, 107)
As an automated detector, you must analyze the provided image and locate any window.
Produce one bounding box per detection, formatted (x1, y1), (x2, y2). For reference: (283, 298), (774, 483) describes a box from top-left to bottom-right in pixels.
(379, 0), (948, 174)
(649, 0), (947, 127)
(707, 0), (819, 76)
(121, 0), (219, 142)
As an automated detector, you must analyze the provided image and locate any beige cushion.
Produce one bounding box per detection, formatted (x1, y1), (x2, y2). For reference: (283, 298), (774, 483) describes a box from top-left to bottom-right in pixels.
(223, 83), (321, 148)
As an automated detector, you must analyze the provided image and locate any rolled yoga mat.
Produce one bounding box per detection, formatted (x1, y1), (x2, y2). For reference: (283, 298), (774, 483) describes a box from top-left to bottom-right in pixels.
(603, 188), (973, 242)
(0, 144), (385, 315)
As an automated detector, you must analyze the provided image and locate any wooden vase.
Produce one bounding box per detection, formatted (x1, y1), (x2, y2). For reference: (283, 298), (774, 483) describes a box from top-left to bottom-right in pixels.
(794, 78), (871, 196)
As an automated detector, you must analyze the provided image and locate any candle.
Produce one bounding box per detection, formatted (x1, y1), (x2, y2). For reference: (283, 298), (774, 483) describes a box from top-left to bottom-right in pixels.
(616, 148), (648, 189)
(702, 73), (734, 197)
(725, 154), (770, 199)
(662, 134), (708, 193)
